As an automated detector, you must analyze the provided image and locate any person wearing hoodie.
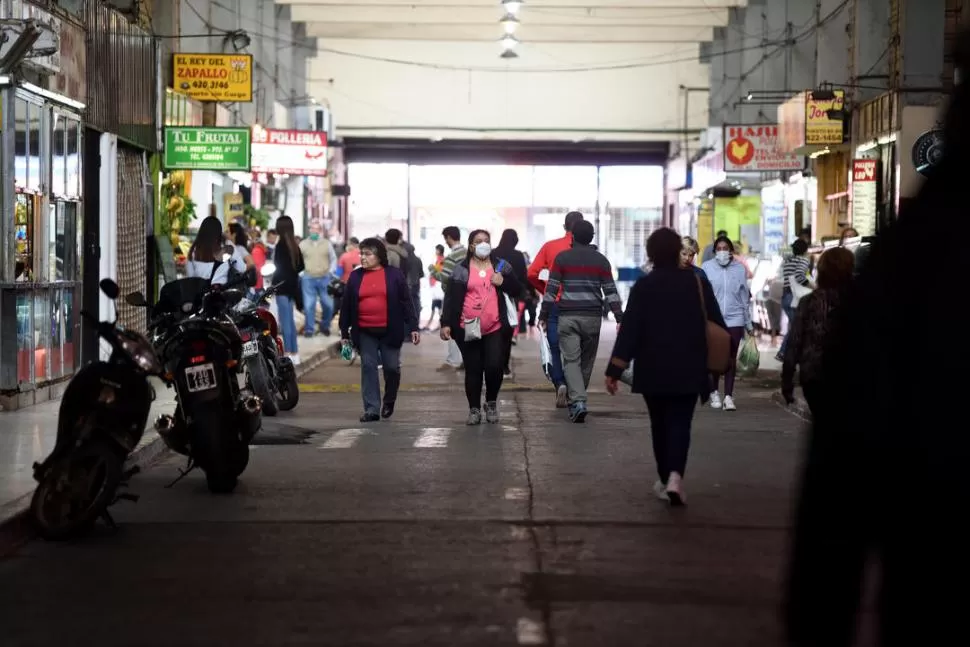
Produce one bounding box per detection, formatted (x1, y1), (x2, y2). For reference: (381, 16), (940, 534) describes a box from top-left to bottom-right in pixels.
(493, 228), (529, 378)
(701, 236), (752, 412)
(384, 228), (409, 270)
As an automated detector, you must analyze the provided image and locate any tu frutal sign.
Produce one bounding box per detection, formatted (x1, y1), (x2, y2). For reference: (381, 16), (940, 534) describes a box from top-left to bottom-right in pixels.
(723, 125), (804, 173)
(163, 127), (252, 172)
(173, 53), (253, 102)
(251, 128), (328, 176)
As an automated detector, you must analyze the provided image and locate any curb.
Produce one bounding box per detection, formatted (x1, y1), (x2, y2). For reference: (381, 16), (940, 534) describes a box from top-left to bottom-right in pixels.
(0, 346), (333, 556)
(770, 391), (812, 422)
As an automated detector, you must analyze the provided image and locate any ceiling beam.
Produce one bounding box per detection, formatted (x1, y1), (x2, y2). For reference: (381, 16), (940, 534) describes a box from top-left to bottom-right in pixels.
(282, 0), (746, 9)
(304, 23), (713, 42)
(291, 5), (729, 27)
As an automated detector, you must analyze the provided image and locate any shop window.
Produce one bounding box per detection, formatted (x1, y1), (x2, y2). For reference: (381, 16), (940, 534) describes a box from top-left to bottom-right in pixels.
(15, 289), (51, 383)
(15, 194), (40, 281)
(26, 102), (43, 194)
(49, 201), (80, 282)
(49, 287), (78, 379)
(14, 97), (27, 190)
(66, 117), (81, 199)
(52, 113), (67, 197)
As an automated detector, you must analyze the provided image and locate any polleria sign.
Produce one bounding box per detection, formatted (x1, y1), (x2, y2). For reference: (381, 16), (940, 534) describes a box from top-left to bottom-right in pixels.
(163, 127), (252, 172)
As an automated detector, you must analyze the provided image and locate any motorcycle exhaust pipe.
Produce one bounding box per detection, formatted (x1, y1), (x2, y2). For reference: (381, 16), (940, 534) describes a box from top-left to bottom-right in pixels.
(154, 414), (175, 436)
(242, 396), (262, 415)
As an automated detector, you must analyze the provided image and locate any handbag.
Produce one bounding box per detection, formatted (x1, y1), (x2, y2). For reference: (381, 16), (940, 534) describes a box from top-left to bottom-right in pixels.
(696, 275), (732, 374)
(463, 271), (489, 342)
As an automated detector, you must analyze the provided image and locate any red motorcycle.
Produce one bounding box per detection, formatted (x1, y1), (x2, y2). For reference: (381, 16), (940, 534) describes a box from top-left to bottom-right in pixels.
(233, 276), (299, 416)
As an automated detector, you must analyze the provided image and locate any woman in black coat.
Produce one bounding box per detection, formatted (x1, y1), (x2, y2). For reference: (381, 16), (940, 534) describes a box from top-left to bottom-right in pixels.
(605, 227), (727, 506)
(493, 228), (529, 376)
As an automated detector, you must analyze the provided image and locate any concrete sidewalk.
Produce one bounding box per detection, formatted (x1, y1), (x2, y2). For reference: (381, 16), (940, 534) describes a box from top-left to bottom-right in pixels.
(0, 334), (338, 532)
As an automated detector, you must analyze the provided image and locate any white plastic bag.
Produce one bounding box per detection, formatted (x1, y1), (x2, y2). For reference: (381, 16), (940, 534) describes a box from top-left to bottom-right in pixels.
(503, 294), (518, 328)
(539, 332), (553, 382)
(619, 360), (634, 387)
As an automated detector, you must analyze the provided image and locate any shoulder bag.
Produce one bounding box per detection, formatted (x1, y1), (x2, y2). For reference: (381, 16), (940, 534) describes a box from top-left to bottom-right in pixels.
(696, 275), (732, 374)
(462, 264), (487, 341)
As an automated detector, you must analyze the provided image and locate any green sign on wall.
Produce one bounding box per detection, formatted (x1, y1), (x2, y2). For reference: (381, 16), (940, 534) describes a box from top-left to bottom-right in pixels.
(163, 127), (251, 171)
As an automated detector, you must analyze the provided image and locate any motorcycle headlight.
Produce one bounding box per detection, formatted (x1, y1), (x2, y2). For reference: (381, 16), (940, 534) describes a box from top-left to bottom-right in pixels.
(119, 332), (164, 374)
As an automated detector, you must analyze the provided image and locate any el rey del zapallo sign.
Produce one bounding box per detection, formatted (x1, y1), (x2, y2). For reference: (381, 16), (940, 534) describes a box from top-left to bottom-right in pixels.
(173, 53), (253, 102)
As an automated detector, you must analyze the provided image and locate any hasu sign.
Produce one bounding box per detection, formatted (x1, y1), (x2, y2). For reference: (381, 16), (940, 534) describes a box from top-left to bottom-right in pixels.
(250, 128), (328, 176)
(723, 124), (804, 173)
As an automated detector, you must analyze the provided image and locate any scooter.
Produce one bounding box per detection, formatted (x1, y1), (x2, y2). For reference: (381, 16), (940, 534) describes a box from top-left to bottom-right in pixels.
(30, 279), (163, 539)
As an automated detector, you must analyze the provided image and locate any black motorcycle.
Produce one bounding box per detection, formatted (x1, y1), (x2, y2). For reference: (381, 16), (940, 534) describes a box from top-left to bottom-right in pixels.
(30, 278), (162, 539)
(231, 271), (299, 415)
(131, 275), (261, 493)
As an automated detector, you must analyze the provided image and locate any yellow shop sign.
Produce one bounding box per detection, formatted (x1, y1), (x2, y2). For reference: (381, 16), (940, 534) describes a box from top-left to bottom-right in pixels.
(173, 53), (254, 102)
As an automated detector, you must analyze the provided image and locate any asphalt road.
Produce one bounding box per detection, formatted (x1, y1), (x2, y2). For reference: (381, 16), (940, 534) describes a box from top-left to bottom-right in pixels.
(0, 385), (811, 647)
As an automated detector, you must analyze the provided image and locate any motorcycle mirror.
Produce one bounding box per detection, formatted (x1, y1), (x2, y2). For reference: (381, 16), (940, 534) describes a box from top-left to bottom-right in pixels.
(260, 262), (277, 277)
(125, 292), (148, 307)
(99, 278), (120, 300)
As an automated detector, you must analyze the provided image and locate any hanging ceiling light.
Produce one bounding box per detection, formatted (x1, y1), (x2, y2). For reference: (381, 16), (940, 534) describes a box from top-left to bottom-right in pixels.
(499, 13), (520, 34)
(500, 49), (519, 59)
(500, 34), (519, 51)
(501, 0), (523, 16)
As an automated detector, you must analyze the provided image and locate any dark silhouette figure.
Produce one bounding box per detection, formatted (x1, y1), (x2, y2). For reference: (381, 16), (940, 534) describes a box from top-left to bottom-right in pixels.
(784, 31), (970, 647)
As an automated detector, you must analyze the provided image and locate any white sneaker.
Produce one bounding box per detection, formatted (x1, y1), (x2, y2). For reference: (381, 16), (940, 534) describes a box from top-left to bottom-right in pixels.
(555, 384), (568, 408)
(665, 472), (686, 506)
(723, 395), (736, 411)
(709, 391), (722, 409)
(653, 480), (669, 502)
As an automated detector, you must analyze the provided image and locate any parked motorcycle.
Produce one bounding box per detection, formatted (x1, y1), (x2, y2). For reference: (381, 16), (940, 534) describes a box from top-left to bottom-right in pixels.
(232, 264), (299, 415)
(30, 278), (162, 539)
(130, 273), (261, 493)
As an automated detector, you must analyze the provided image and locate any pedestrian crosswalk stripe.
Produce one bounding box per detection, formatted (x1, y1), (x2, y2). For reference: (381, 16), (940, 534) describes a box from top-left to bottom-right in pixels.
(320, 428), (367, 449)
(414, 427), (450, 448)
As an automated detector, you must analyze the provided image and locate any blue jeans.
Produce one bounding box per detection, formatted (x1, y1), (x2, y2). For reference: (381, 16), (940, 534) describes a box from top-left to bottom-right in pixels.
(779, 291), (795, 356)
(302, 275), (333, 335)
(276, 295), (298, 354)
(546, 304), (565, 387)
(359, 331), (402, 415)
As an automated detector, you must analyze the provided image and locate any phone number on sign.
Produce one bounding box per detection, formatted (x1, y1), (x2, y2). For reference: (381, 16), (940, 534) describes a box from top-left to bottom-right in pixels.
(191, 80), (231, 90)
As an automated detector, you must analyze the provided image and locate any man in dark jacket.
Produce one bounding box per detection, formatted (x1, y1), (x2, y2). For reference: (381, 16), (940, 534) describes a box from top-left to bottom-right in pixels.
(539, 220), (622, 422)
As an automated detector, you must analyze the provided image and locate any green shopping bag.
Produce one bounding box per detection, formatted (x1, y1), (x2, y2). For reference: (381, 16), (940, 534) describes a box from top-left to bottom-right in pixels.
(737, 334), (761, 377)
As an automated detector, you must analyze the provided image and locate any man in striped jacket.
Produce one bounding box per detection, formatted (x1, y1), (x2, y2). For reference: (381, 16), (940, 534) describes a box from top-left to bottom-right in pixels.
(539, 220), (623, 422)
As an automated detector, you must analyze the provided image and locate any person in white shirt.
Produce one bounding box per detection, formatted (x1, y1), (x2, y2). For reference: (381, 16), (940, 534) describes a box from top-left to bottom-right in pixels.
(185, 216), (230, 285)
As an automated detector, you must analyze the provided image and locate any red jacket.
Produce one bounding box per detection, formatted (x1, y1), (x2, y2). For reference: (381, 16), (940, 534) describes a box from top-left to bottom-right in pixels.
(527, 232), (573, 295)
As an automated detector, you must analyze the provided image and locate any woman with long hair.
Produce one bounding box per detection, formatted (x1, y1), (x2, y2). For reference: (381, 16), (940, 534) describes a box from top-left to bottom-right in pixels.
(440, 229), (523, 425)
(227, 222), (255, 273)
(270, 216), (305, 362)
(339, 238), (420, 422)
(186, 216), (230, 285)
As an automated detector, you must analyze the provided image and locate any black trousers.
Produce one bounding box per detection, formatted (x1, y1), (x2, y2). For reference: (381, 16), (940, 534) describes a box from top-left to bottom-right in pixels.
(643, 394), (698, 483)
(457, 330), (505, 409)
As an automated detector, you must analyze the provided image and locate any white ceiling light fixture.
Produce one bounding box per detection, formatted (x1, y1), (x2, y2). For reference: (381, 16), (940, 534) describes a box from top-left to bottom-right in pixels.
(500, 34), (519, 51)
(499, 13), (520, 34)
(501, 0), (523, 16)
(500, 49), (519, 59)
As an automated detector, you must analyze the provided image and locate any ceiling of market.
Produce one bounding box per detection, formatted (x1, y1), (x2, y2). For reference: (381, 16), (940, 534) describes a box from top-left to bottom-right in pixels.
(281, 0), (748, 142)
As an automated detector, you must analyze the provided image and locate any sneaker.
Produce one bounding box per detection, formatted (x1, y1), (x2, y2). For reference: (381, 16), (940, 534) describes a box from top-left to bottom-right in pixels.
(665, 472), (686, 506)
(723, 395), (736, 411)
(774, 352), (784, 363)
(503, 368), (515, 380)
(467, 408), (483, 425)
(484, 401), (499, 424)
(568, 401), (588, 423)
(653, 480), (669, 502)
(359, 412), (380, 423)
(709, 391), (722, 409)
(555, 384), (568, 408)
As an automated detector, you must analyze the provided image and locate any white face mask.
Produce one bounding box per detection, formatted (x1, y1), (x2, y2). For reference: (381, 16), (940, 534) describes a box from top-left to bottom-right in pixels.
(715, 250), (732, 266)
(474, 242), (491, 259)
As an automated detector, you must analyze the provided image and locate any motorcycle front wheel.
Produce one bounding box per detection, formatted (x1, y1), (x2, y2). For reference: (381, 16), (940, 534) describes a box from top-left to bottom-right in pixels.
(247, 355), (279, 416)
(30, 438), (124, 540)
(277, 370), (300, 411)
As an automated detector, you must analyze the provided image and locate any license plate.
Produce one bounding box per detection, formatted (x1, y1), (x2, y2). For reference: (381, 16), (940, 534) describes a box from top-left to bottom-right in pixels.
(242, 340), (259, 358)
(184, 363), (217, 393)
